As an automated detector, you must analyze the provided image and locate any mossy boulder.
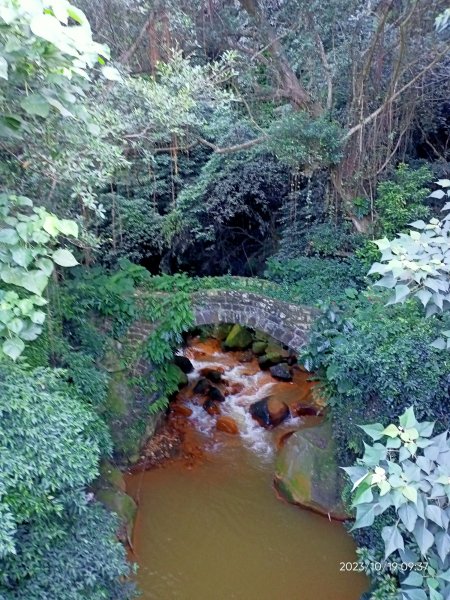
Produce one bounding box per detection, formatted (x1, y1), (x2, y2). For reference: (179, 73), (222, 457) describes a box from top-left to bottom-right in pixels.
(214, 323), (233, 341)
(105, 372), (132, 417)
(274, 421), (349, 521)
(98, 459), (126, 492)
(258, 352), (286, 369)
(96, 488), (137, 542)
(266, 341), (289, 357)
(223, 324), (253, 350)
(252, 341), (268, 355)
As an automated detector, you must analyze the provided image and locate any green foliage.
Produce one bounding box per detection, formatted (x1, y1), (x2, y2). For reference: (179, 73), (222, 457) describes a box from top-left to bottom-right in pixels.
(171, 140), (290, 275)
(0, 363), (110, 557)
(369, 180), (450, 343)
(300, 222), (364, 258)
(0, 193), (78, 359)
(265, 256), (366, 305)
(264, 111), (343, 169)
(0, 362), (134, 599)
(374, 164), (432, 238)
(304, 294), (450, 466)
(1, 502), (135, 600)
(0, 0), (110, 138)
(346, 407), (450, 600)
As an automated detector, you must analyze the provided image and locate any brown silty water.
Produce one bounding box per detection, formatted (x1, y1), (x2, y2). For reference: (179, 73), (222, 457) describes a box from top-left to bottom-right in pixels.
(126, 338), (368, 600)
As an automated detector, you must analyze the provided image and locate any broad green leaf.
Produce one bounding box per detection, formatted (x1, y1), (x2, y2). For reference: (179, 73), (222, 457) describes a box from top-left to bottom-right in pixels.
(352, 502), (381, 529)
(57, 219), (78, 237)
(35, 257), (54, 276)
(67, 6), (86, 24)
(395, 284), (411, 303)
(30, 310), (46, 325)
(399, 502), (418, 532)
(102, 65), (122, 82)
(413, 519), (434, 556)
(20, 323), (42, 341)
(426, 504), (445, 528)
(52, 248), (78, 267)
(358, 422), (385, 441)
(415, 288), (432, 307)
(402, 590), (428, 600)
(20, 94), (50, 118)
(435, 531), (450, 562)
(43, 214), (60, 237)
(21, 270), (49, 295)
(400, 407), (417, 429)
(382, 524), (404, 559)
(378, 479), (391, 496)
(362, 442), (387, 466)
(11, 248), (32, 268)
(2, 337), (24, 360)
(383, 424), (400, 438)
(402, 486), (418, 504)
(352, 482), (373, 506)
(429, 190), (446, 199)
(0, 228), (19, 244)
(7, 317), (23, 335)
(402, 571), (423, 587)
(437, 179), (450, 188)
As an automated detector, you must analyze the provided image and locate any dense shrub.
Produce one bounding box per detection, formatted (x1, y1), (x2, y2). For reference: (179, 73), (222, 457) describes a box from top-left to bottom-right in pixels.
(265, 256), (366, 305)
(373, 163), (432, 237)
(304, 295), (450, 466)
(0, 362), (134, 598)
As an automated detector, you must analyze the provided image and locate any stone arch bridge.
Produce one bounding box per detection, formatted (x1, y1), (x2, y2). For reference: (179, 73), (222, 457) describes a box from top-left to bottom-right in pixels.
(125, 288), (317, 375)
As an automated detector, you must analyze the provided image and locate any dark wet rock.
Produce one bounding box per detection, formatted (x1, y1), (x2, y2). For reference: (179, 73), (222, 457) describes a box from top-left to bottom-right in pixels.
(270, 363), (293, 381)
(193, 378), (211, 395)
(250, 397), (290, 428)
(208, 386), (225, 403)
(274, 421), (349, 521)
(203, 398), (221, 415)
(258, 352), (286, 370)
(173, 354), (194, 374)
(199, 367), (223, 383)
(223, 324), (253, 350)
(216, 416), (239, 435)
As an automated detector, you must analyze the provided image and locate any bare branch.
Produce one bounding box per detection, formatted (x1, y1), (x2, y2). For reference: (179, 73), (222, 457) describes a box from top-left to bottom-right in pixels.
(343, 45), (450, 142)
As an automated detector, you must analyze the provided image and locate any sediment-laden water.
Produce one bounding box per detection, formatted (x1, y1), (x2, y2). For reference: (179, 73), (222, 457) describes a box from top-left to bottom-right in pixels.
(126, 338), (368, 600)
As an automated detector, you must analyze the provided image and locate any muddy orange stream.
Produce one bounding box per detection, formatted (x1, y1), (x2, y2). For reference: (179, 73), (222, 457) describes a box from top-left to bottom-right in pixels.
(126, 338), (368, 599)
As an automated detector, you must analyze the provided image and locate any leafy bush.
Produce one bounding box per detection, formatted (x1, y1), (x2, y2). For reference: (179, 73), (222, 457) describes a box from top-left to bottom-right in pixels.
(374, 164), (431, 238)
(303, 294), (450, 465)
(346, 407), (450, 600)
(264, 111), (343, 169)
(0, 362), (133, 597)
(265, 256), (366, 305)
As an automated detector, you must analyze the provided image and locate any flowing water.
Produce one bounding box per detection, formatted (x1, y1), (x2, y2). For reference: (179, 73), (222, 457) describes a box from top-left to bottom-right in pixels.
(126, 338), (368, 600)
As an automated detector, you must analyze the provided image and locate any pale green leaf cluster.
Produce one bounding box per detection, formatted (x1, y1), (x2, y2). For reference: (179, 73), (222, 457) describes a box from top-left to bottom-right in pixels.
(0, 0), (110, 136)
(345, 407), (450, 600)
(0, 194), (78, 359)
(369, 181), (450, 348)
